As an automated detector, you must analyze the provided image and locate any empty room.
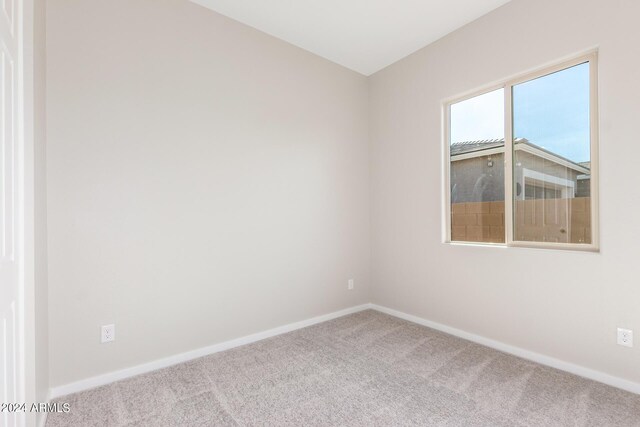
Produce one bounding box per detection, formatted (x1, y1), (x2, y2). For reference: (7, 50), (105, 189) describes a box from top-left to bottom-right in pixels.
(2, 0), (640, 426)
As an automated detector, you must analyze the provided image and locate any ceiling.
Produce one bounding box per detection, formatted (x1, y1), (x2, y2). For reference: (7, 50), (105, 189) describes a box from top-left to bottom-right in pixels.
(190, 0), (511, 76)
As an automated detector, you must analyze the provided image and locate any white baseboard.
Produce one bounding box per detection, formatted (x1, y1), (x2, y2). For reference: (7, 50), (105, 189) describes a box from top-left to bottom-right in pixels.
(370, 303), (640, 395)
(33, 390), (50, 427)
(49, 302), (640, 400)
(37, 411), (48, 427)
(49, 304), (371, 399)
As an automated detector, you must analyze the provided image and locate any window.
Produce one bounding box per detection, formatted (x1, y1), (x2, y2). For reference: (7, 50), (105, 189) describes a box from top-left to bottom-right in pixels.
(445, 53), (598, 250)
(449, 88), (505, 244)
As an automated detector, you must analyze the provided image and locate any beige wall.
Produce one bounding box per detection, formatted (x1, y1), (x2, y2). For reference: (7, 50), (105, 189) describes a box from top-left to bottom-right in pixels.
(47, 0), (370, 387)
(370, 0), (640, 383)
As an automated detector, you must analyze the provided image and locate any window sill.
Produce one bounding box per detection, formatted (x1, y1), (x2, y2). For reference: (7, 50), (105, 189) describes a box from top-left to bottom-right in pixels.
(445, 240), (599, 253)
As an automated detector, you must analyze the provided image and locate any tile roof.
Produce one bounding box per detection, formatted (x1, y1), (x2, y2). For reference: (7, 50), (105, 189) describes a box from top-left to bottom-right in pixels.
(450, 137), (590, 172)
(449, 138), (528, 155)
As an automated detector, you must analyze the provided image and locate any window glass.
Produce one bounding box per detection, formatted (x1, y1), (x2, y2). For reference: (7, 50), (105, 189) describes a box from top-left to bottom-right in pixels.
(512, 62), (591, 244)
(450, 88), (505, 243)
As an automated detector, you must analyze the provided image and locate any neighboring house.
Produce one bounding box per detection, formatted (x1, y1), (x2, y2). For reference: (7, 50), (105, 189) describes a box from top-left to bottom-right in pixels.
(450, 138), (591, 203)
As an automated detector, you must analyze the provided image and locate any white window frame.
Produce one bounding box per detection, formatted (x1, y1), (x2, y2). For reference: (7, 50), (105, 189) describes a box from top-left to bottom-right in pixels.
(443, 51), (599, 251)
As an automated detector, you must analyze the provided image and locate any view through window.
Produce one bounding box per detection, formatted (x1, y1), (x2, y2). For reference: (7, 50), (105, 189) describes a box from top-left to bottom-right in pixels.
(450, 88), (505, 243)
(448, 57), (595, 247)
(512, 62), (591, 244)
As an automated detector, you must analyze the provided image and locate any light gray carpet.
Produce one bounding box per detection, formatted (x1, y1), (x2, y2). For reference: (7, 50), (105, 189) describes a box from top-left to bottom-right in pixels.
(47, 310), (640, 426)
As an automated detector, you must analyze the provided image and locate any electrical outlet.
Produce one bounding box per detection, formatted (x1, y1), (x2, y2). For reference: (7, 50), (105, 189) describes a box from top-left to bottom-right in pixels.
(348, 279), (354, 290)
(617, 328), (633, 348)
(101, 324), (115, 343)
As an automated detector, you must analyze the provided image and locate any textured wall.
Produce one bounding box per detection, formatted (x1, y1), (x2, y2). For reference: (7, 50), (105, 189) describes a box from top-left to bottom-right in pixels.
(370, 0), (640, 383)
(47, 0), (370, 387)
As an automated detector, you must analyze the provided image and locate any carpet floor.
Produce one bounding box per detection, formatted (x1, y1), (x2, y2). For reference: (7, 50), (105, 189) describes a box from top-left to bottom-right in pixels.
(47, 310), (640, 426)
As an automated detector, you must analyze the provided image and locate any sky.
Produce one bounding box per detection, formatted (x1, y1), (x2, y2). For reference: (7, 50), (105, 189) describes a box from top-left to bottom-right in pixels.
(450, 62), (590, 163)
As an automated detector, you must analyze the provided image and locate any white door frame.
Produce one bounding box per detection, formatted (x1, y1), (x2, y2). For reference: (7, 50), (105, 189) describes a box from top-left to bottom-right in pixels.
(2, 0), (36, 426)
(22, 1), (39, 426)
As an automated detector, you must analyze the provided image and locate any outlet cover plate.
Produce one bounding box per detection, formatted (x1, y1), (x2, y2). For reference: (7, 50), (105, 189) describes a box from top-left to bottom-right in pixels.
(101, 324), (115, 343)
(617, 328), (633, 348)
